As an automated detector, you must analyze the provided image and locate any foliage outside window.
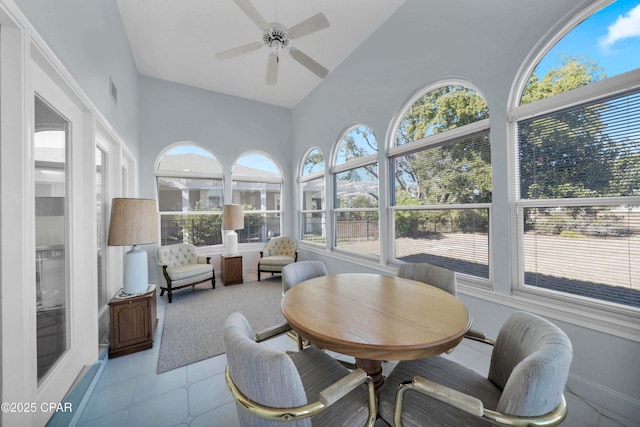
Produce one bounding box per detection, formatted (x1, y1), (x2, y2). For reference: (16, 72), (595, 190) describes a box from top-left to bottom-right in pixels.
(156, 145), (223, 247)
(232, 153), (282, 243)
(391, 85), (491, 280)
(513, 0), (640, 309)
(300, 148), (326, 245)
(333, 126), (379, 257)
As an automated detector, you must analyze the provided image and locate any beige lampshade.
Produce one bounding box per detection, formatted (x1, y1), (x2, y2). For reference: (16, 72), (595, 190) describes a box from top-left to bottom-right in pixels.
(222, 204), (244, 230)
(108, 198), (159, 246)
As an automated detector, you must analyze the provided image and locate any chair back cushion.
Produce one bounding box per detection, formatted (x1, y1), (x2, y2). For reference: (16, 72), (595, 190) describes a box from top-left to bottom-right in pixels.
(488, 311), (573, 417)
(397, 263), (456, 296)
(156, 243), (199, 268)
(282, 261), (328, 293)
(265, 237), (298, 257)
(223, 312), (311, 427)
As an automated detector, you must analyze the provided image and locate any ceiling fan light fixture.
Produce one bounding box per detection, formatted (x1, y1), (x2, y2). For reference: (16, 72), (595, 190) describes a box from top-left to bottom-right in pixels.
(219, 0), (331, 85)
(263, 23), (289, 49)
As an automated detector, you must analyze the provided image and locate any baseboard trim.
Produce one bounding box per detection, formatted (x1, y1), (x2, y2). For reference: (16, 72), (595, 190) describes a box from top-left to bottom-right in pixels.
(567, 372), (640, 424)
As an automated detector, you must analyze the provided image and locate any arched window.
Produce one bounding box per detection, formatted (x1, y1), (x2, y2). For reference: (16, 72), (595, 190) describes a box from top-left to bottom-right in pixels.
(231, 152), (282, 243)
(332, 125), (379, 257)
(511, 0), (640, 309)
(389, 83), (491, 281)
(521, 0), (640, 104)
(299, 148), (326, 245)
(155, 144), (223, 247)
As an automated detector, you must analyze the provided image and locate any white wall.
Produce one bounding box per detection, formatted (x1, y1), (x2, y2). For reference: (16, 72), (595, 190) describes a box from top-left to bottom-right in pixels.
(14, 0), (140, 152)
(137, 76), (293, 203)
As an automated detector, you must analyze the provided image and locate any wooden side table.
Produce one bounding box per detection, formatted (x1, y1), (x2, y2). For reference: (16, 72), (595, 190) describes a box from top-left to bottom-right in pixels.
(221, 254), (243, 285)
(108, 286), (157, 358)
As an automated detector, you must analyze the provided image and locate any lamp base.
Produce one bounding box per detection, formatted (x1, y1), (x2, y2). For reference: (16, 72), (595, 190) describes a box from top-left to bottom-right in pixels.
(123, 245), (149, 295)
(225, 230), (238, 256)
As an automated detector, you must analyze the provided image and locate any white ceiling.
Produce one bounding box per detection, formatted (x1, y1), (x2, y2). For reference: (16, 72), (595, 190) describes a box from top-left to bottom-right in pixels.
(116, 0), (406, 108)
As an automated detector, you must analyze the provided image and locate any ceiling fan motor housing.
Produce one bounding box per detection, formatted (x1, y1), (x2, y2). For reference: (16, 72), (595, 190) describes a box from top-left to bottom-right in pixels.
(264, 23), (289, 48)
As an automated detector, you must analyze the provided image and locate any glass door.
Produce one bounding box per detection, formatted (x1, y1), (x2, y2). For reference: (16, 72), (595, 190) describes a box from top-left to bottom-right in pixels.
(34, 95), (69, 381)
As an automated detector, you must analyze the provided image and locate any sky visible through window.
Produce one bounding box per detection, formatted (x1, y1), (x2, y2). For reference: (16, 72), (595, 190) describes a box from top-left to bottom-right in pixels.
(166, 145), (213, 157)
(534, 0), (640, 78)
(236, 153), (279, 174)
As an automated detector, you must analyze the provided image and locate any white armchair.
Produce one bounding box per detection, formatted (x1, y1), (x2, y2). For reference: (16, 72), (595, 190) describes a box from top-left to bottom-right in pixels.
(156, 243), (215, 303)
(257, 236), (298, 281)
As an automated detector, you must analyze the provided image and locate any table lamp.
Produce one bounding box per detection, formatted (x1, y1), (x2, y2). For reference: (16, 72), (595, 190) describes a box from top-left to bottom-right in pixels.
(222, 204), (244, 255)
(108, 198), (158, 295)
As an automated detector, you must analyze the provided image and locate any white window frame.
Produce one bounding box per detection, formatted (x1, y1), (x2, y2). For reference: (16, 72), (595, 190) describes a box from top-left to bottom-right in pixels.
(509, 70), (640, 314)
(155, 143), (224, 249)
(331, 125), (380, 259)
(231, 151), (283, 244)
(388, 82), (492, 287)
(299, 147), (326, 247)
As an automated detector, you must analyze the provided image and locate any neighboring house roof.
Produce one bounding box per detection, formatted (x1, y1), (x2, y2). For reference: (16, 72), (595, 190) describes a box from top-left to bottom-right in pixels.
(157, 153), (281, 182)
(157, 153), (223, 174)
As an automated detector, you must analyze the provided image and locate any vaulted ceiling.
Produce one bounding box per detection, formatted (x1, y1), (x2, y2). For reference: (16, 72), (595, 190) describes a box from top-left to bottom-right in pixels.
(116, 0), (406, 108)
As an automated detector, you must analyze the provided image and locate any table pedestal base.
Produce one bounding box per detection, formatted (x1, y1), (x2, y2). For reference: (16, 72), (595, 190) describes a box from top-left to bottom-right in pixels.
(355, 358), (384, 394)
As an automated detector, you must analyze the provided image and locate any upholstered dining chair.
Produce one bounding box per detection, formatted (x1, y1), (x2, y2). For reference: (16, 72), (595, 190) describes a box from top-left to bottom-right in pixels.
(223, 312), (377, 427)
(398, 262), (487, 344)
(397, 262), (456, 295)
(279, 260), (329, 351)
(156, 243), (214, 303)
(282, 260), (328, 294)
(258, 236), (299, 281)
(378, 311), (573, 427)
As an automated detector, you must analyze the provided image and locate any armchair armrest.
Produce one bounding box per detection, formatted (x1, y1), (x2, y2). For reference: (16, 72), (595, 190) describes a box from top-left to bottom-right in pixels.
(225, 365), (377, 425)
(319, 368), (369, 406)
(196, 255), (211, 264)
(161, 264), (171, 283)
(408, 376), (484, 417)
(464, 328), (495, 346)
(394, 376), (567, 427)
(254, 321), (292, 342)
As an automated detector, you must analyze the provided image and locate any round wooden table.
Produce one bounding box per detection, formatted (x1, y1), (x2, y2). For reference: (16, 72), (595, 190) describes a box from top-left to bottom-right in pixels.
(281, 273), (471, 392)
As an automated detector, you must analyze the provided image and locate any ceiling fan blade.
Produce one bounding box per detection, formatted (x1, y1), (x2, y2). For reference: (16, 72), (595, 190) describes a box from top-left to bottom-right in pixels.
(216, 42), (262, 60)
(233, 0), (271, 31)
(266, 52), (279, 85)
(288, 13), (330, 39)
(289, 48), (329, 79)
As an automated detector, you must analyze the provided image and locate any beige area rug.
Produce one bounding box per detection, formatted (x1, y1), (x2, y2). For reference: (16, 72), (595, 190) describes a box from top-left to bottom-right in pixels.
(157, 277), (286, 373)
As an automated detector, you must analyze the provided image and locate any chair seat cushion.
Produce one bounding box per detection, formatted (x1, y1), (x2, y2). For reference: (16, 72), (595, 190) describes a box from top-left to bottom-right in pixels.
(166, 263), (212, 281)
(259, 256), (295, 268)
(379, 356), (502, 427)
(291, 346), (371, 427)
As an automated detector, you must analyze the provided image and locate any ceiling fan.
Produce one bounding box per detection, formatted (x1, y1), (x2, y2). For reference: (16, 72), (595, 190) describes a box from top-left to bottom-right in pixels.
(216, 0), (330, 85)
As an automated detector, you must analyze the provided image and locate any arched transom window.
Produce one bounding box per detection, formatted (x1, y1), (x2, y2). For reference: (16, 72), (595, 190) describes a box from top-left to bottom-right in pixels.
(389, 84), (491, 282)
(232, 152), (282, 243)
(156, 144), (223, 247)
(300, 148), (326, 245)
(511, 0), (640, 309)
(332, 125), (379, 257)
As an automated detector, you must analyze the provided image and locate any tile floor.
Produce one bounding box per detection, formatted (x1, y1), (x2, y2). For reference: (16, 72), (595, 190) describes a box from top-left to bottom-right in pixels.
(72, 289), (634, 427)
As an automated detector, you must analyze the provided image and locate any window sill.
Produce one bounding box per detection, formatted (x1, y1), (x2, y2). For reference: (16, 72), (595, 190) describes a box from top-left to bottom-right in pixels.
(459, 283), (640, 342)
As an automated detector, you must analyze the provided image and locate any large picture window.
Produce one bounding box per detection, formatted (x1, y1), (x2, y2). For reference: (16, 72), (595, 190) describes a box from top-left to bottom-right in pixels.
(390, 84), (491, 281)
(232, 153), (282, 243)
(512, 0), (640, 309)
(332, 125), (379, 257)
(156, 144), (223, 247)
(300, 148), (326, 245)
